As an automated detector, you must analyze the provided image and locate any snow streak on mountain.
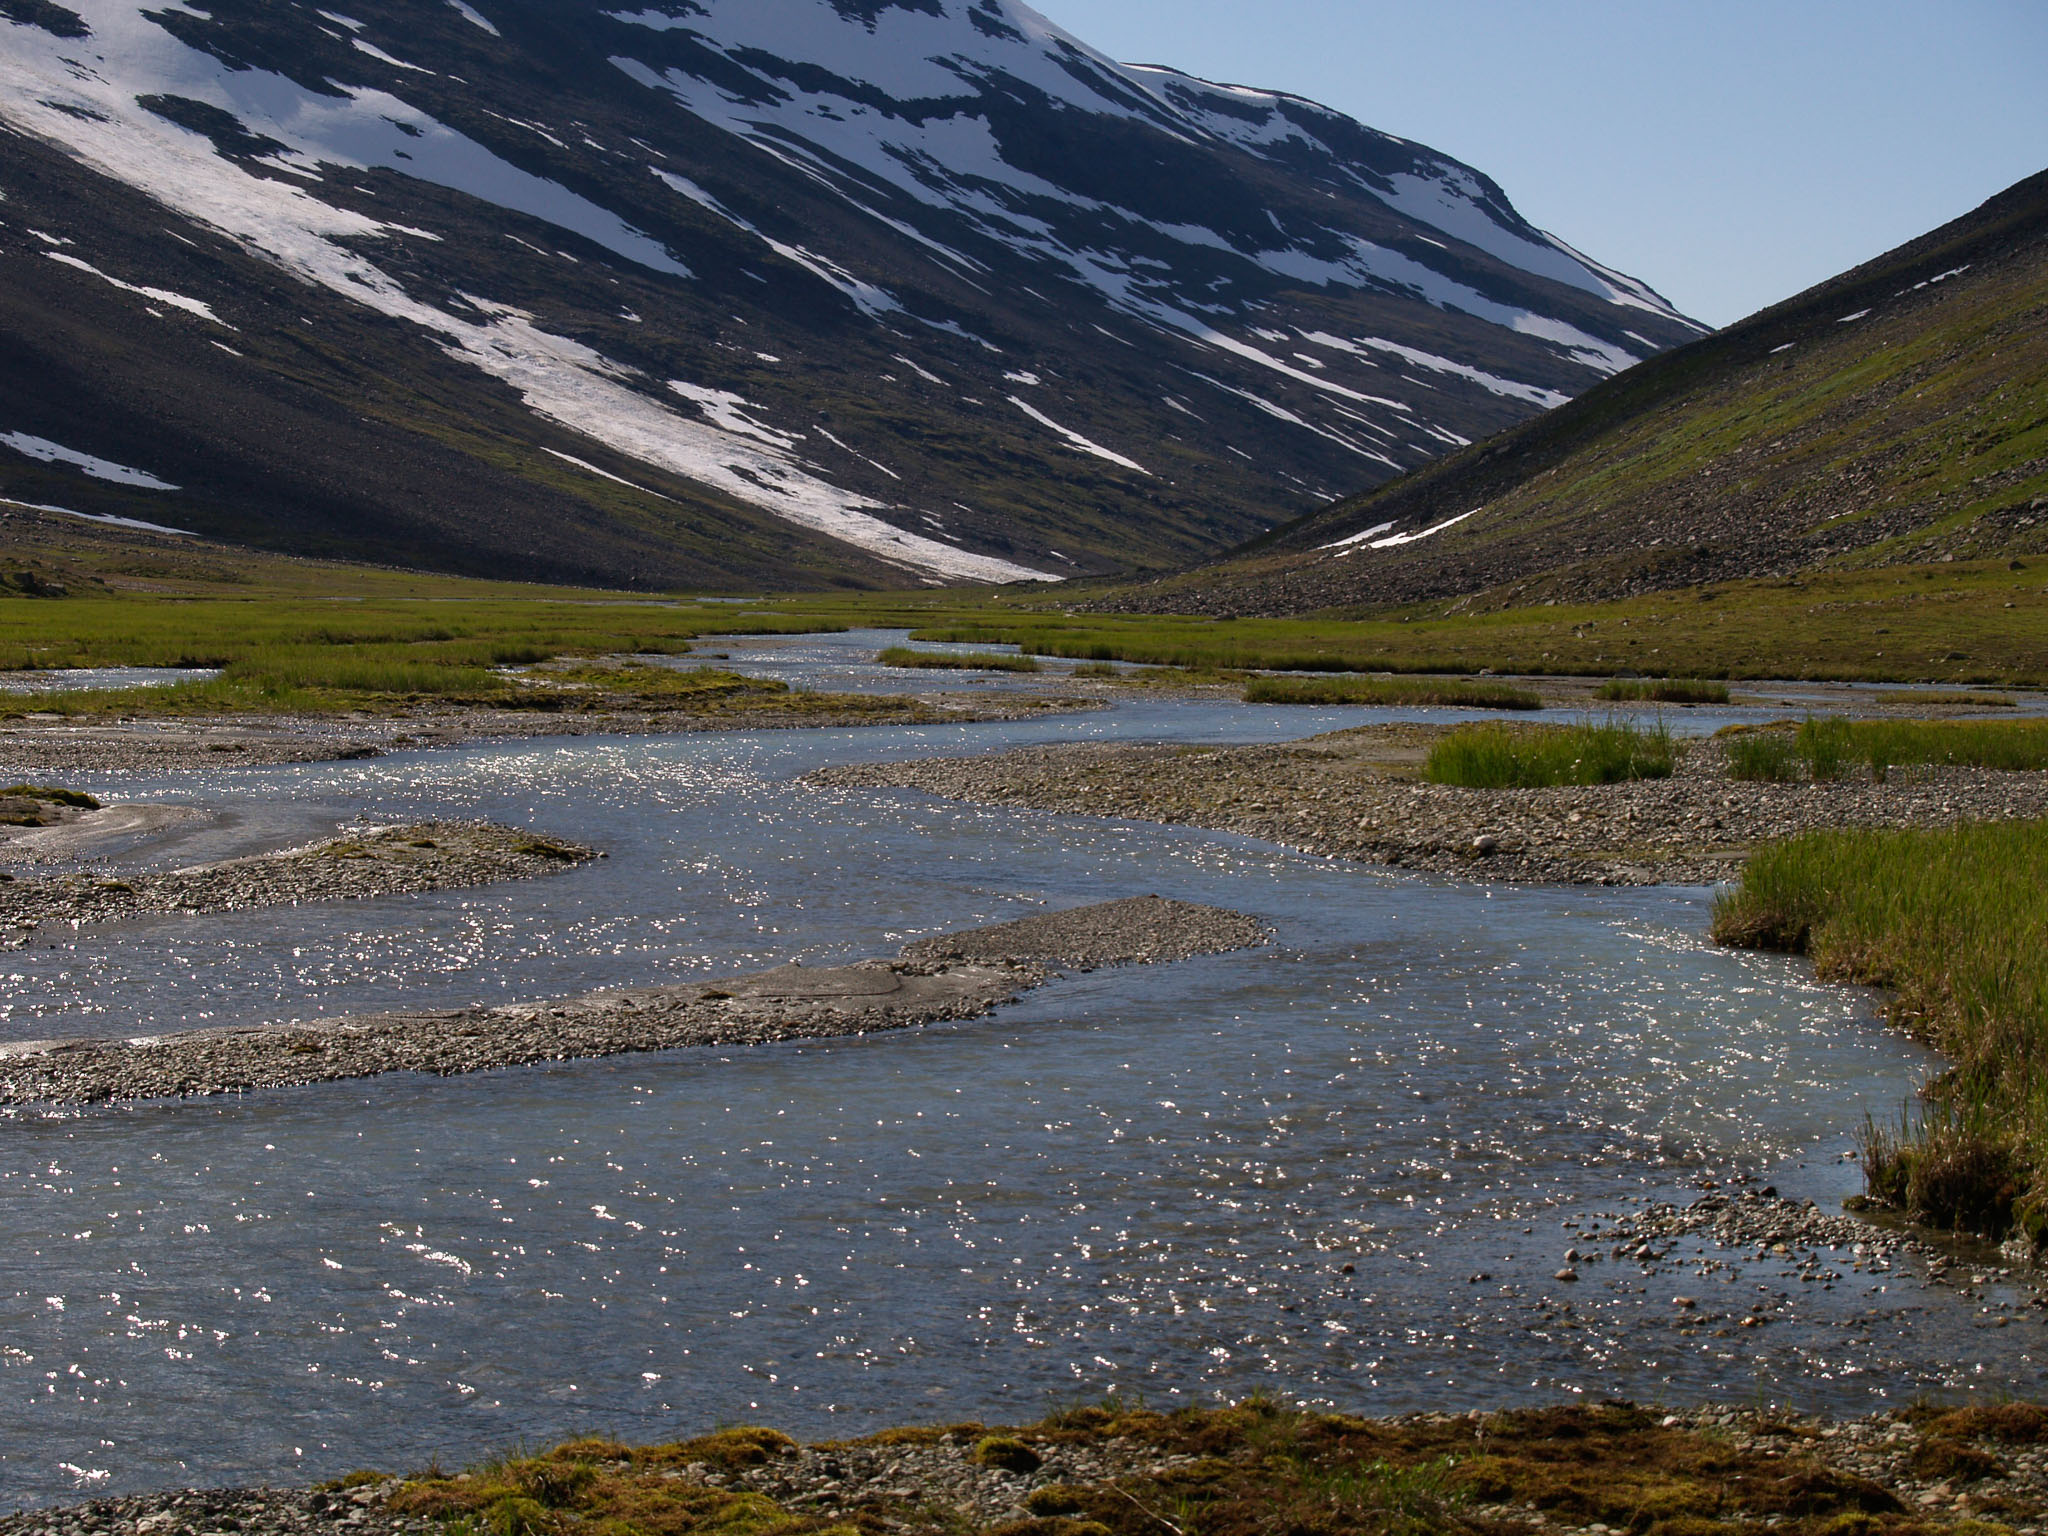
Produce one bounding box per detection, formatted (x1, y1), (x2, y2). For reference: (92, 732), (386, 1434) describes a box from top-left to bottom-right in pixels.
(0, 0), (1705, 588)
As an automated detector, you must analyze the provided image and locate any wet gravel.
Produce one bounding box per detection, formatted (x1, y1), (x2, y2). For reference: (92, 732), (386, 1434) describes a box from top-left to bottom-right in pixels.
(812, 728), (2048, 885)
(0, 896), (1267, 1105)
(0, 821), (596, 940)
(0, 1482), (428, 1536)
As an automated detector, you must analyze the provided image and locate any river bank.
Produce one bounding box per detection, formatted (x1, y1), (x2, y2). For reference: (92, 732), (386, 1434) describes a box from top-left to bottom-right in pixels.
(13, 1392), (2048, 1534)
(811, 725), (2048, 885)
(0, 896), (1266, 1104)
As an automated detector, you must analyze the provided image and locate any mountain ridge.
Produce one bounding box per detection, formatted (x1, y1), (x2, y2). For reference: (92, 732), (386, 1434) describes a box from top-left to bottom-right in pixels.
(0, 0), (1699, 588)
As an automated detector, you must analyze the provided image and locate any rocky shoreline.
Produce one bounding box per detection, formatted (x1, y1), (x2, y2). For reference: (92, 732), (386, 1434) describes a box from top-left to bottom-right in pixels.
(0, 820), (598, 943)
(0, 896), (1267, 1105)
(810, 726), (2048, 885)
(14, 1392), (2048, 1534)
(0, 691), (1089, 777)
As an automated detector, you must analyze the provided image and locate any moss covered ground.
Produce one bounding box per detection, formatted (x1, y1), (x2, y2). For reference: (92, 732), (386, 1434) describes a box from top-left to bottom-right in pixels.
(370, 1399), (2048, 1536)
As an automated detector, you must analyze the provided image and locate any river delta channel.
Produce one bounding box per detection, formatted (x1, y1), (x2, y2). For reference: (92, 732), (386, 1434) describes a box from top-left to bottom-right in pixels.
(0, 633), (2040, 1504)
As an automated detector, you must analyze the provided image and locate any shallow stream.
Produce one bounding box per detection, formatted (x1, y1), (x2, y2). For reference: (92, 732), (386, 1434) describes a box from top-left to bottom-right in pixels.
(1, 633), (2040, 1505)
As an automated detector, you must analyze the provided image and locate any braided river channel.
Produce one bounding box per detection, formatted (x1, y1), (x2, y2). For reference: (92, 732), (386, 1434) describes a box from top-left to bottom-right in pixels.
(2, 632), (2040, 1504)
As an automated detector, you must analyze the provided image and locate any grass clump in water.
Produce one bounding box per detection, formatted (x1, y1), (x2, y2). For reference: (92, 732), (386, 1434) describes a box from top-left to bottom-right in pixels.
(1424, 718), (1674, 788)
(1892, 690), (2018, 708)
(1595, 677), (1730, 704)
(0, 783), (99, 809)
(1713, 820), (2048, 1243)
(1244, 675), (1541, 710)
(876, 646), (1040, 673)
(1723, 731), (1801, 782)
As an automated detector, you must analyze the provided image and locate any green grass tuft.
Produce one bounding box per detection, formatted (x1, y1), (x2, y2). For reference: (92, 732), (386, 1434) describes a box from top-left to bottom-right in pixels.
(1723, 731), (1802, 782)
(1595, 677), (1730, 704)
(1245, 675), (1541, 710)
(1424, 719), (1675, 788)
(1713, 821), (2048, 1243)
(1889, 690), (2018, 708)
(875, 646), (1040, 673)
(1725, 718), (2048, 783)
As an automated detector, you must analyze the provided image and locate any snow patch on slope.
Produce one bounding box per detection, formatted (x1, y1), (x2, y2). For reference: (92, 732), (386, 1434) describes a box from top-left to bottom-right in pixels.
(1009, 398), (1150, 475)
(650, 168), (899, 317)
(0, 431), (180, 488)
(1323, 508), (1482, 554)
(44, 252), (228, 326)
(1298, 331), (1570, 409)
(446, 0), (499, 34)
(1, 496), (195, 534)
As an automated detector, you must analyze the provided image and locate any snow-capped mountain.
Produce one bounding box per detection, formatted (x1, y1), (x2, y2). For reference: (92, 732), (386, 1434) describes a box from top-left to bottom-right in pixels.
(0, 0), (1705, 587)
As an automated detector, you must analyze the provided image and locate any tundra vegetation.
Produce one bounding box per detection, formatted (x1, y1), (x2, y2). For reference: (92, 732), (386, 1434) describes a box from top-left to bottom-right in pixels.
(374, 1396), (2048, 1536)
(1241, 676), (1542, 709)
(803, 557), (2048, 686)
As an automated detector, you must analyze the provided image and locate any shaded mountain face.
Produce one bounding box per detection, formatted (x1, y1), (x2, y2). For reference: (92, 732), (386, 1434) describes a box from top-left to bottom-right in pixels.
(0, 0), (1702, 588)
(1103, 171), (2048, 619)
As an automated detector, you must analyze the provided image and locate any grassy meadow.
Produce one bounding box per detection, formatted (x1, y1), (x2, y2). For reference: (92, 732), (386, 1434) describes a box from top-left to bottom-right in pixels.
(0, 591), (855, 716)
(760, 556), (2048, 686)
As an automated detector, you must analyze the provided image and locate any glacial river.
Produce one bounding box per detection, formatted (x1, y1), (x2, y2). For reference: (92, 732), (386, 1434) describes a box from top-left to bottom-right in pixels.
(1, 633), (2039, 1505)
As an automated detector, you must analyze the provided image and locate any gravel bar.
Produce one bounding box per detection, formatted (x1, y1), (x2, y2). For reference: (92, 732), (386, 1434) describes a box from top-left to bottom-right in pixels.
(810, 726), (2048, 885)
(0, 820), (597, 940)
(0, 692), (1089, 776)
(0, 896), (1267, 1105)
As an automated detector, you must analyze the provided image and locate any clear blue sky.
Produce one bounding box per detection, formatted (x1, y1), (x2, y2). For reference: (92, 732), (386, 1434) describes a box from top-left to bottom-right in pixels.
(1034, 0), (2048, 327)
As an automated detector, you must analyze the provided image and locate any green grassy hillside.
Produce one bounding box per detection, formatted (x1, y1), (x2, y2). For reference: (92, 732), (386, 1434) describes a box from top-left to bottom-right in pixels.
(1108, 169), (2048, 618)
